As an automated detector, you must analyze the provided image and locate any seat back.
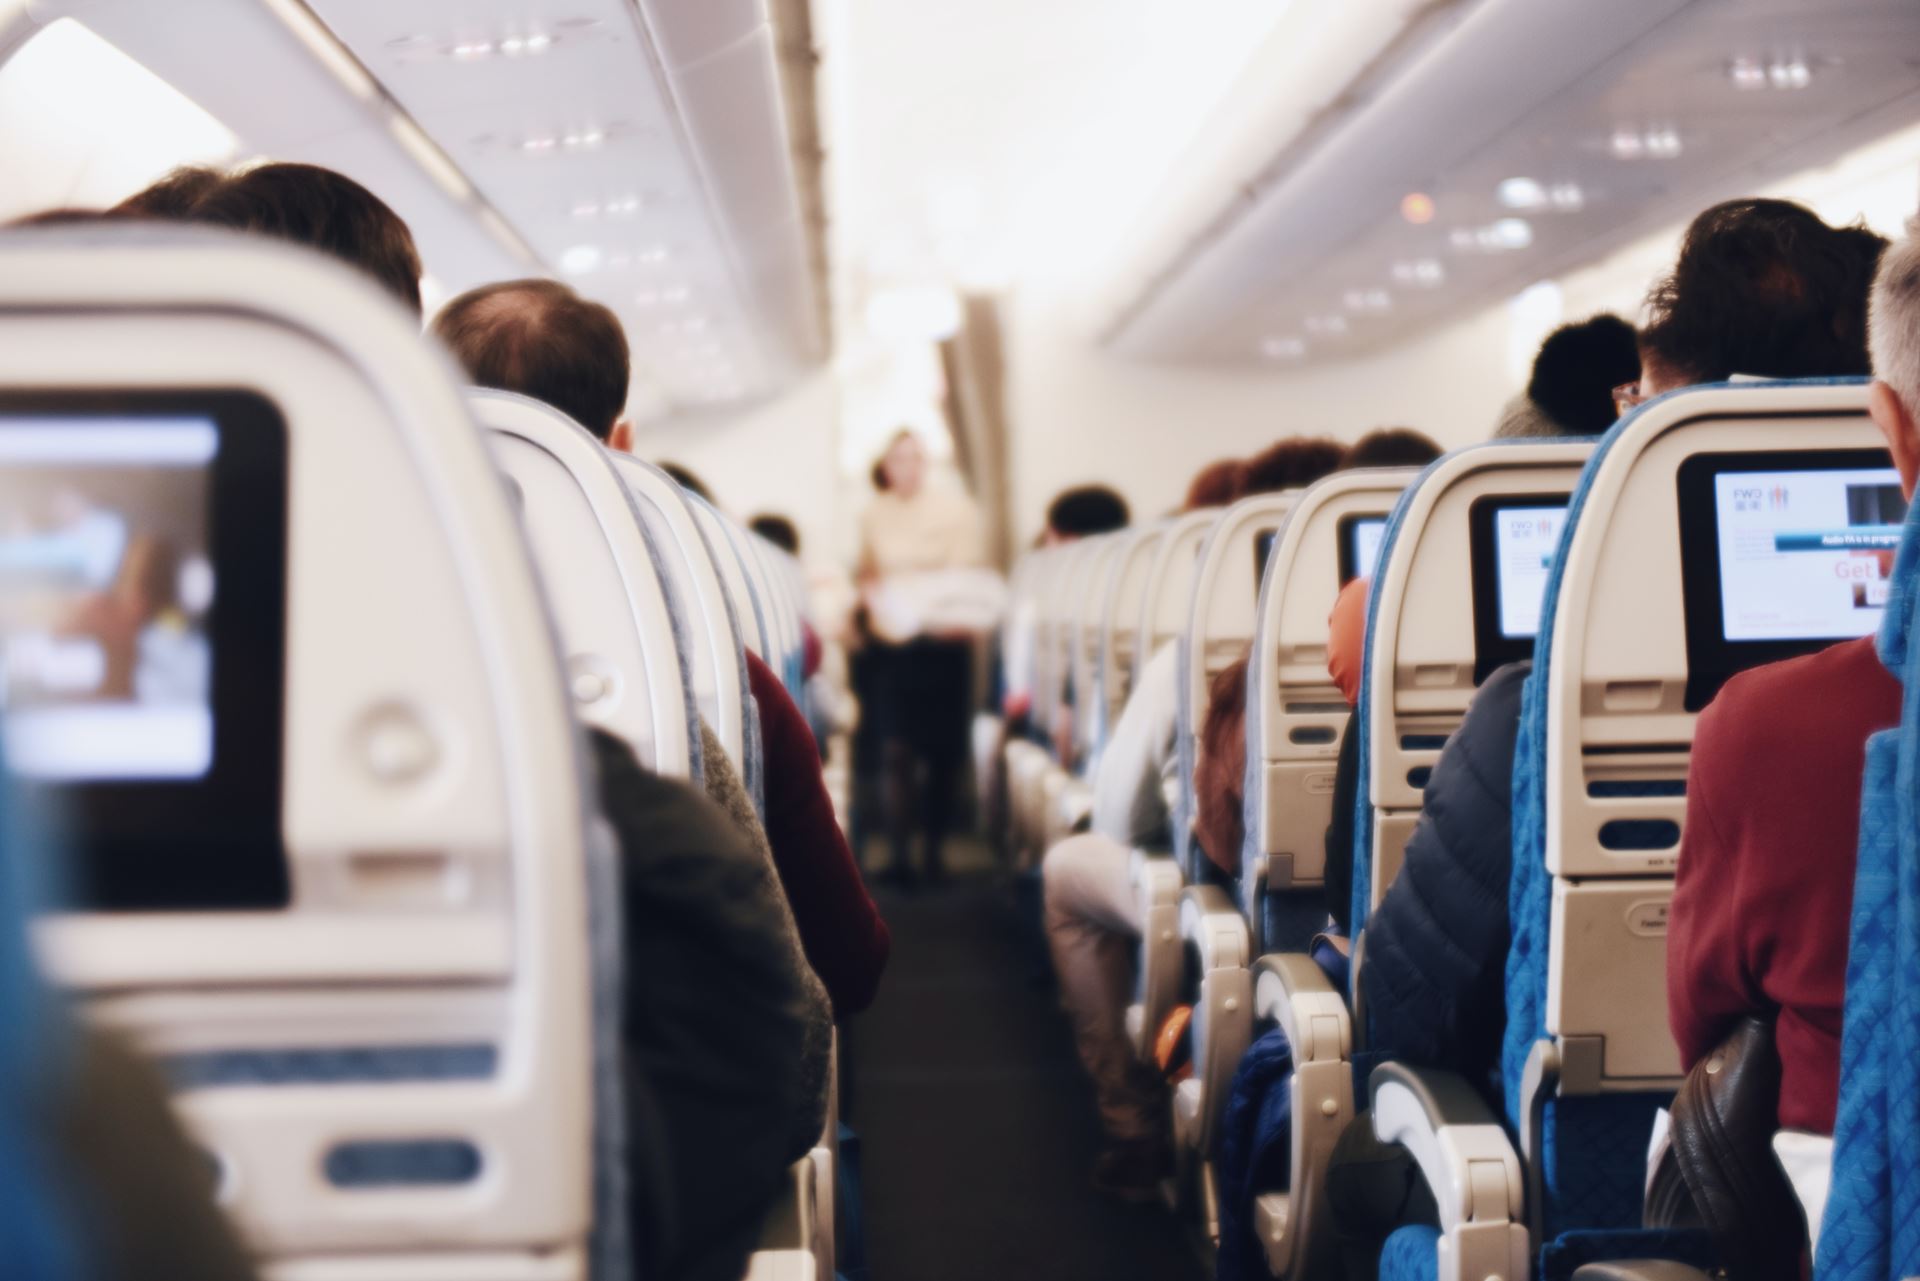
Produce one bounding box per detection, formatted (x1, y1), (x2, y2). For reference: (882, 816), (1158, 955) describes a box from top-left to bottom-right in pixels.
(1506, 381), (1887, 1242)
(609, 454), (756, 772)
(1175, 493), (1297, 876)
(1036, 539), (1101, 748)
(1069, 533), (1126, 764)
(1243, 469), (1416, 944)
(1350, 443), (1592, 928)
(476, 390), (697, 781)
(0, 228), (600, 1276)
(689, 494), (771, 663)
(1095, 520), (1169, 759)
(1136, 507), (1220, 672)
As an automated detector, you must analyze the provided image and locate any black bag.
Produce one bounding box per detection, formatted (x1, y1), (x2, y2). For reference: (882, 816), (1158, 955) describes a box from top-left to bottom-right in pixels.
(1644, 1016), (1809, 1281)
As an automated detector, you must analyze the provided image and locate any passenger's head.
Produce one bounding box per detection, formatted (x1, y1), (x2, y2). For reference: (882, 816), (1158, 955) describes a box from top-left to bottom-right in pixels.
(1526, 314), (1641, 434)
(112, 166), (225, 219)
(876, 430), (927, 499)
(751, 513), (801, 554)
(659, 462), (714, 504)
(1183, 458), (1244, 511)
(188, 163), (424, 317)
(431, 279), (632, 445)
(1239, 436), (1346, 497)
(1044, 485), (1129, 544)
(1638, 198), (1885, 396)
(1342, 427), (1442, 470)
(1868, 220), (1920, 500)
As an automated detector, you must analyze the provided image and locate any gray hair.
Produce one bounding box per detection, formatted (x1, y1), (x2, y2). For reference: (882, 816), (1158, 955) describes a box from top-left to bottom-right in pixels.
(1493, 391), (1558, 439)
(1869, 217), (1920, 413)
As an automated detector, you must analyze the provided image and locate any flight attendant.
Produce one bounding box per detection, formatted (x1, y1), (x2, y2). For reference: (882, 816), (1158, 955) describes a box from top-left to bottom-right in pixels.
(856, 430), (987, 884)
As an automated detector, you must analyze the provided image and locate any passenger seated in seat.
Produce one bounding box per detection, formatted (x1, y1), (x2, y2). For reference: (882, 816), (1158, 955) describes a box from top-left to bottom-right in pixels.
(1667, 214), (1913, 1222)
(432, 278), (891, 1015)
(1327, 198), (1890, 1276)
(184, 163), (427, 318)
(1042, 438), (1343, 1201)
(1492, 314), (1641, 439)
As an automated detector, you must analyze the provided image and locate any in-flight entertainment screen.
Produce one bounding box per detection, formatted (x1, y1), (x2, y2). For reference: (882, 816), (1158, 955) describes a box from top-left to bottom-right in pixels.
(1469, 495), (1570, 683)
(0, 391), (290, 910)
(1678, 448), (1903, 709)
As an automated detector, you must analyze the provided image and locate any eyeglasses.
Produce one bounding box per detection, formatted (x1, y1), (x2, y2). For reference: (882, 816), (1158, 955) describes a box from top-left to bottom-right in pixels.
(1612, 381), (1648, 416)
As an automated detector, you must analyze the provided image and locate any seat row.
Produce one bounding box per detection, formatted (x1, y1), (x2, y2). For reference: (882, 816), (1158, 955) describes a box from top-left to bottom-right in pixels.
(1, 226), (829, 1280)
(997, 379), (1917, 1281)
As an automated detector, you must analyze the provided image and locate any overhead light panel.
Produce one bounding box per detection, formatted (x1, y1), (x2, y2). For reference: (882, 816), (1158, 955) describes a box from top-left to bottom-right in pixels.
(1450, 218), (1533, 253)
(1343, 289), (1392, 314)
(1611, 127), (1682, 160)
(1260, 336), (1306, 360)
(1391, 259), (1445, 287)
(1305, 314), (1350, 337)
(560, 245), (603, 274)
(1498, 177), (1546, 210)
(1729, 55), (1811, 91)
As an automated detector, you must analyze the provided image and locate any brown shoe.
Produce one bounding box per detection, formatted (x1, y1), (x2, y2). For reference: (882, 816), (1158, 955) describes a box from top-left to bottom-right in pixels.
(1090, 1137), (1169, 1204)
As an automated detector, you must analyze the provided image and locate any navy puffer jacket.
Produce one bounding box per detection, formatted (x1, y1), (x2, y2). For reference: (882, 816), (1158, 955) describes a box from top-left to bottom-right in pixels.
(1360, 661), (1529, 1095)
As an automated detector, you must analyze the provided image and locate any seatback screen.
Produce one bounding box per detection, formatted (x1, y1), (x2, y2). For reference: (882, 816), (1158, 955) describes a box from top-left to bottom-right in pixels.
(0, 391), (289, 910)
(1469, 494), (1571, 684)
(1493, 506), (1564, 639)
(1678, 448), (1902, 711)
(1339, 515), (1387, 586)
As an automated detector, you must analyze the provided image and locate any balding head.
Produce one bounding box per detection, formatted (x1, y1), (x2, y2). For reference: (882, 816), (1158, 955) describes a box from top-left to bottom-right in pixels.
(432, 279), (631, 441)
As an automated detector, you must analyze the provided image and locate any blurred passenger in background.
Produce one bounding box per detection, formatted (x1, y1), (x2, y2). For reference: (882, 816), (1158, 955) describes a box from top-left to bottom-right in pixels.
(856, 430), (988, 885)
(1042, 438), (1343, 1201)
(1494, 313), (1641, 438)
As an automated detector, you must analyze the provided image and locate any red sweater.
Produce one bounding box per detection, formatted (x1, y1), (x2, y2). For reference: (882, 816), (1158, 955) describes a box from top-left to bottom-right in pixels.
(745, 653), (891, 1014)
(1668, 636), (1899, 1134)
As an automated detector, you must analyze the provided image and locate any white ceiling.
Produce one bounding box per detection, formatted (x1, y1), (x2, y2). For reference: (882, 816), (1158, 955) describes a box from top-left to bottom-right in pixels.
(815, 0), (1303, 320)
(8, 0), (828, 419)
(1104, 0), (1920, 365)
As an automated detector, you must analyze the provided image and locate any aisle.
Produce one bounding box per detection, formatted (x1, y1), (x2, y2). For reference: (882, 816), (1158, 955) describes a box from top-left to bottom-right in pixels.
(849, 847), (1209, 1281)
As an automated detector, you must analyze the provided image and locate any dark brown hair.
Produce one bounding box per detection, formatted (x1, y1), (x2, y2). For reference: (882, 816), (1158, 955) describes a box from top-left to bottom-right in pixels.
(1241, 437), (1346, 496)
(189, 163), (423, 316)
(432, 279), (630, 439)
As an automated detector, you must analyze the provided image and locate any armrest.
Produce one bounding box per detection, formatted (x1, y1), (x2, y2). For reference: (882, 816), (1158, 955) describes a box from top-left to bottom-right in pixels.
(1568, 1265), (1713, 1281)
(1180, 883), (1251, 972)
(1370, 1063), (1530, 1281)
(1131, 849), (1183, 909)
(1253, 954), (1349, 1064)
(1249, 953), (1354, 1278)
(740, 1251), (815, 1281)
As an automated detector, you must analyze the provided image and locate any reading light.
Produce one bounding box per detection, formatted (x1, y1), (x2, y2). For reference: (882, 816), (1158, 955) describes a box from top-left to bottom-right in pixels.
(1400, 192), (1436, 225)
(1343, 289), (1392, 313)
(1305, 314), (1350, 337)
(1260, 336), (1306, 359)
(560, 245), (602, 274)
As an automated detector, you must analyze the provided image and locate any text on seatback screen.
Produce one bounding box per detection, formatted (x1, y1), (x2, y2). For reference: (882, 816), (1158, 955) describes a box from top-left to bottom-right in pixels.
(1711, 467), (1904, 642)
(1492, 505), (1565, 640)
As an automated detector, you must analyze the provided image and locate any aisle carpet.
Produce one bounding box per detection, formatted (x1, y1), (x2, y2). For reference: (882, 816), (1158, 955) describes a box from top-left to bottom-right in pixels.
(848, 844), (1208, 1281)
